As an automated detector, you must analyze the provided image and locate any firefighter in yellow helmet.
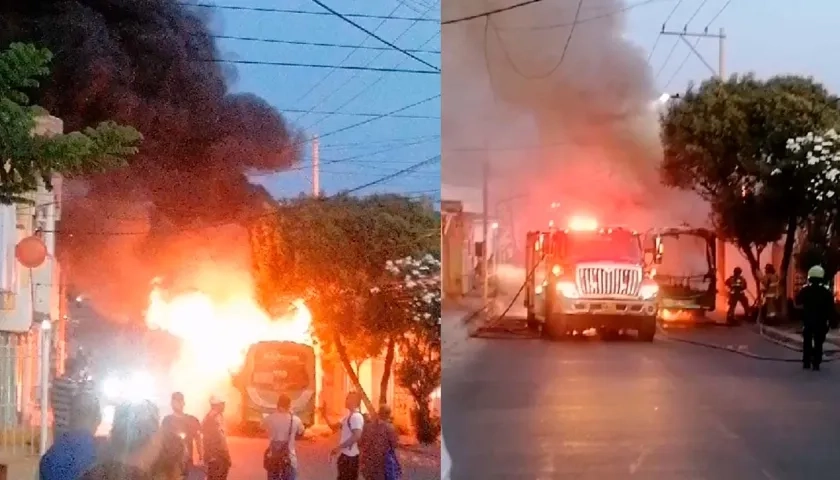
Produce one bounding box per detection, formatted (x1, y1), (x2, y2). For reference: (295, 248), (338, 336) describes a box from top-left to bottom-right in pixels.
(794, 265), (835, 371)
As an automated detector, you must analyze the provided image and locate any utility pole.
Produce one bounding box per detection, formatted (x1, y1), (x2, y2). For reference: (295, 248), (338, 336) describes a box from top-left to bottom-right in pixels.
(482, 160), (490, 305)
(312, 134), (320, 196)
(662, 26), (727, 313)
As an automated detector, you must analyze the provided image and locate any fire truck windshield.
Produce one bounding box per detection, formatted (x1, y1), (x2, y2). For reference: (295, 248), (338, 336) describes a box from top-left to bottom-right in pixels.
(564, 231), (642, 264)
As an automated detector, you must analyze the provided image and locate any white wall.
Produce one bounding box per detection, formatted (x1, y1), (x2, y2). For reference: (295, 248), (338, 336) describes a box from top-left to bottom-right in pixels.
(0, 115), (64, 333)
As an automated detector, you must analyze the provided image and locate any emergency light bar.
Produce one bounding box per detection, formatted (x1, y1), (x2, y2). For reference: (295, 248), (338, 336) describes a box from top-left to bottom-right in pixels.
(567, 215), (598, 231)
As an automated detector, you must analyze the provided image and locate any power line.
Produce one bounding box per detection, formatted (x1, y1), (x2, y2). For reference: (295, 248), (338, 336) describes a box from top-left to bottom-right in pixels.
(55, 156), (441, 236)
(705, 0), (733, 26)
(648, 0), (685, 61)
(180, 2), (439, 22)
(498, 0), (674, 31)
(344, 155), (440, 194)
(312, 94), (439, 143)
(654, 38), (681, 81)
(684, 0), (711, 27)
(289, 3), (402, 122)
(278, 108), (438, 120)
(305, 25), (439, 132)
(309, 0), (440, 72)
(197, 58), (438, 75)
(299, 2), (437, 128)
(210, 34), (440, 54)
(490, 0), (583, 80)
(442, 0), (544, 25)
(663, 38), (700, 90)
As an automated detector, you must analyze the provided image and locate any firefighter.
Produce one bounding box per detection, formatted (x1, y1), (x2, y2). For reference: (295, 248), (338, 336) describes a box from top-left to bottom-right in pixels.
(725, 267), (750, 323)
(794, 265), (835, 371)
(761, 264), (781, 322)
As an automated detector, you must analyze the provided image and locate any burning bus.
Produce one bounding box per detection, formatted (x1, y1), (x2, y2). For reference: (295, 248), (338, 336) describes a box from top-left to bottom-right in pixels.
(647, 227), (718, 324)
(524, 216), (660, 341)
(231, 340), (317, 430)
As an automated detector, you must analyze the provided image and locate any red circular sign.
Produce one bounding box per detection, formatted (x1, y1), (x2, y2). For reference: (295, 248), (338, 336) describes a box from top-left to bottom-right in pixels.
(15, 236), (47, 268)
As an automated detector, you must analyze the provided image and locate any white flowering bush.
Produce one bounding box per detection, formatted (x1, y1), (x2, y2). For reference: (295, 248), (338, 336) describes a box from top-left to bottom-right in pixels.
(769, 130), (840, 207)
(373, 254), (441, 327)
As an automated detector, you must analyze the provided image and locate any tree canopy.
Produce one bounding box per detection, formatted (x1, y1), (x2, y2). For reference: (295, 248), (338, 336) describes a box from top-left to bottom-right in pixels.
(249, 193), (440, 413)
(0, 43), (142, 204)
(660, 74), (840, 295)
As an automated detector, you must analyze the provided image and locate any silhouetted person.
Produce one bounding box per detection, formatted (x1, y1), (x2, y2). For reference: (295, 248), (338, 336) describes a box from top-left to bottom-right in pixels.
(725, 267), (750, 323)
(795, 265), (836, 371)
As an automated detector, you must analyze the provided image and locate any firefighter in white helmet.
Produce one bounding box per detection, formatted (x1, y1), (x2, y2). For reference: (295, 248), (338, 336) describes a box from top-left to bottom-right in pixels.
(794, 265), (836, 371)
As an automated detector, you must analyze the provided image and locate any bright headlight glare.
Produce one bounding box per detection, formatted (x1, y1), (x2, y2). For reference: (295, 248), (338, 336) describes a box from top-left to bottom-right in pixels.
(640, 283), (659, 299)
(103, 378), (122, 399)
(556, 281), (579, 298)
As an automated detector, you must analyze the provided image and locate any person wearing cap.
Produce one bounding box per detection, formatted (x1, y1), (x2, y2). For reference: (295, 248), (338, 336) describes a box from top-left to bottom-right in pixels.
(162, 392), (203, 474)
(201, 395), (231, 480)
(795, 265), (837, 370)
(51, 355), (95, 439)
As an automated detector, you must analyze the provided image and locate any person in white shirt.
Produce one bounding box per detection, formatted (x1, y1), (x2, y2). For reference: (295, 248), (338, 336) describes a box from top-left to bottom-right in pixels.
(330, 392), (364, 480)
(263, 394), (305, 480)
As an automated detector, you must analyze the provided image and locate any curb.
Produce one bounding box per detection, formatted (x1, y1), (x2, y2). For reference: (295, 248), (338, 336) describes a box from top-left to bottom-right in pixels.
(756, 325), (840, 353)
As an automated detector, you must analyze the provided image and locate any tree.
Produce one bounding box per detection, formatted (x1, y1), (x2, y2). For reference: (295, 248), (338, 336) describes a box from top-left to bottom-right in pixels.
(776, 129), (840, 279)
(249, 194), (440, 414)
(0, 43), (142, 204)
(380, 254), (441, 443)
(660, 74), (840, 308)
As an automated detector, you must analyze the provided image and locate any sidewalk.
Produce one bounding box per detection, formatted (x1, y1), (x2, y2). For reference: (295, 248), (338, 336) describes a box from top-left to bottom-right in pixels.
(758, 324), (840, 352)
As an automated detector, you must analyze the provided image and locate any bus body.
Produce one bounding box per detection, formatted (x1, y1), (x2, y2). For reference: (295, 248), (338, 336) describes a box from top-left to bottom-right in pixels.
(232, 340), (316, 429)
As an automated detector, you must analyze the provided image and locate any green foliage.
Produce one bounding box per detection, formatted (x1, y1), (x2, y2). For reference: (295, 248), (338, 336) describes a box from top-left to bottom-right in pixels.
(249, 194), (440, 361)
(660, 74), (840, 290)
(0, 42), (142, 204)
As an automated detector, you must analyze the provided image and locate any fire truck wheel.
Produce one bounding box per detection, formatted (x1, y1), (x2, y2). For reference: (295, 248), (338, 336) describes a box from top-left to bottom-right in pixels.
(638, 317), (657, 342)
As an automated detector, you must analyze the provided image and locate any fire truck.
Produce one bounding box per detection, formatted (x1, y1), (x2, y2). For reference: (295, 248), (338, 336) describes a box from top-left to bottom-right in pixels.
(524, 216), (660, 341)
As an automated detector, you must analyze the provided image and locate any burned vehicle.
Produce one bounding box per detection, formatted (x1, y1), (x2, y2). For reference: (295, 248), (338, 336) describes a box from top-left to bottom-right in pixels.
(647, 227), (717, 323)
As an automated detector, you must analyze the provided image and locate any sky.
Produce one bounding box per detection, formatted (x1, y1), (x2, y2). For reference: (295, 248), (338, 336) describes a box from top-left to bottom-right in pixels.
(628, 0), (840, 96)
(194, 0), (440, 201)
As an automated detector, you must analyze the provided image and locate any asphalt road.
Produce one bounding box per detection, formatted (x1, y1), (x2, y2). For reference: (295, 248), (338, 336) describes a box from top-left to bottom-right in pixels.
(443, 324), (840, 480)
(227, 435), (440, 480)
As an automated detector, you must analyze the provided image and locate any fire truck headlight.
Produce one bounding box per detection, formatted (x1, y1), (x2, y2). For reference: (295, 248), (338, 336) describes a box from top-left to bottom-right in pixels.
(639, 283), (659, 300)
(556, 281), (579, 298)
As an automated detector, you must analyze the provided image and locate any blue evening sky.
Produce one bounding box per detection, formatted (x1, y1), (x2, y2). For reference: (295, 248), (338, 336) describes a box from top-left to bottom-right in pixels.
(628, 0), (840, 95)
(193, 0), (440, 200)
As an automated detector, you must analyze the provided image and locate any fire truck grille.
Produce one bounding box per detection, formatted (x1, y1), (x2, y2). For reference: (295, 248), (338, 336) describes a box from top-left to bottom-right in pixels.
(576, 267), (642, 296)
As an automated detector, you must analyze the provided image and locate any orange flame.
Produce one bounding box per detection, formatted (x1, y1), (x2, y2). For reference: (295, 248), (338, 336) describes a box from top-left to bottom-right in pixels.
(144, 278), (312, 414)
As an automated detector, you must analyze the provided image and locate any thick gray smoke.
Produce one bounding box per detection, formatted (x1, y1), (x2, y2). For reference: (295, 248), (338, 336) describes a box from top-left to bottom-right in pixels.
(0, 1), (301, 318)
(442, 0), (705, 233)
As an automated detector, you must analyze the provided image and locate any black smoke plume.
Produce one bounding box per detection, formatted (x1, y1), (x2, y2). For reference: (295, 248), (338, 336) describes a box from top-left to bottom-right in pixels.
(0, 1), (301, 318)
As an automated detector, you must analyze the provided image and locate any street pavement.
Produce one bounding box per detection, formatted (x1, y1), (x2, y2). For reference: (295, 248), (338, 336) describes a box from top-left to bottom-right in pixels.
(228, 434), (440, 480)
(443, 323), (840, 480)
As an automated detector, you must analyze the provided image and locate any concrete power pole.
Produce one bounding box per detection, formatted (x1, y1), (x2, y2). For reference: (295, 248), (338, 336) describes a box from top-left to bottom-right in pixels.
(312, 134), (320, 196)
(661, 26), (727, 311)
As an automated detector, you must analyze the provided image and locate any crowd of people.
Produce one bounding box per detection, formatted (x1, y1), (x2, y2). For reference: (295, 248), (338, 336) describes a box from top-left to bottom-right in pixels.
(40, 372), (404, 480)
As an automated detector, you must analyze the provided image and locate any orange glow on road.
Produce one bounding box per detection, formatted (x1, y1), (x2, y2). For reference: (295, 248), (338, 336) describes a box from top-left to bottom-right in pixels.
(659, 308), (694, 322)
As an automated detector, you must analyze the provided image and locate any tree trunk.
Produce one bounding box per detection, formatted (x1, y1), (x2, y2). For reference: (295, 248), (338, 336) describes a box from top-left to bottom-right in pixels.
(779, 215), (798, 319)
(333, 331), (377, 416)
(378, 337), (396, 408)
(741, 245), (762, 302)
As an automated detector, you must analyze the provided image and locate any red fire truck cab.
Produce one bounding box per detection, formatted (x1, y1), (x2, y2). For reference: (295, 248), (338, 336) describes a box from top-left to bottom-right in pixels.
(524, 218), (660, 341)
